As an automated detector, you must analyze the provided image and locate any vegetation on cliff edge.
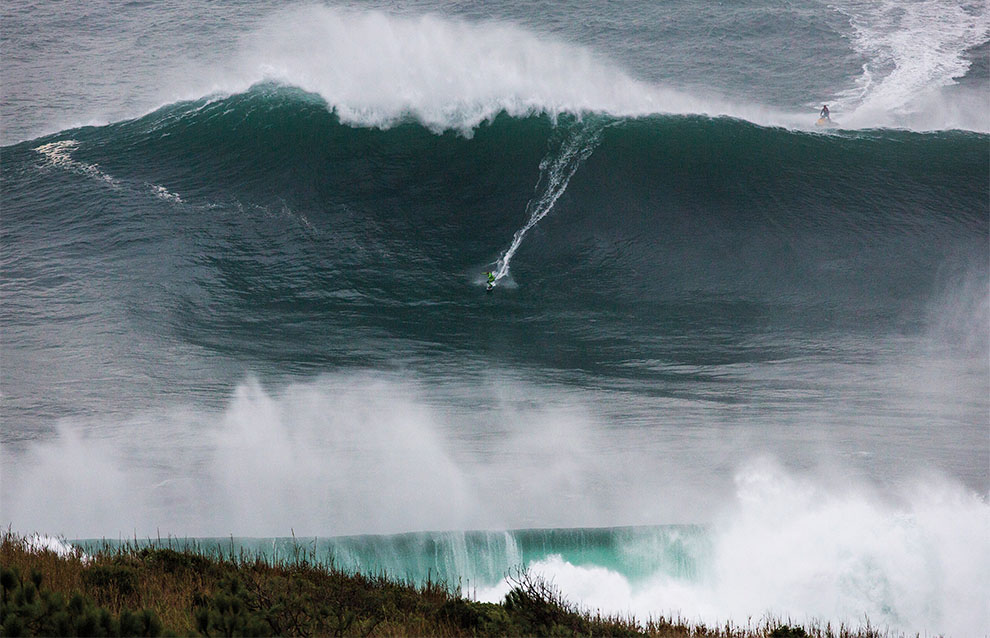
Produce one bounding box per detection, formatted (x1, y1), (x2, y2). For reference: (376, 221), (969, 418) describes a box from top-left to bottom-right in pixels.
(1, 531), (910, 637)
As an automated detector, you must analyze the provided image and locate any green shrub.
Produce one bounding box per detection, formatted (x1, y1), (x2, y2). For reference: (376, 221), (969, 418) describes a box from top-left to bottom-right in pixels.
(83, 564), (138, 596)
(502, 572), (594, 636)
(138, 548), (214, 574)
(0, 565), (161, 637)
(438, 598), (520, 636)
(194, 577), (271, 637)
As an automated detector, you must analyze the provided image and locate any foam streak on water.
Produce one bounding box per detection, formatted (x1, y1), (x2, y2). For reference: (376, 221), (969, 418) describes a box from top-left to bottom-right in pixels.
(492, 122), (604, 285)
(33, 140), (119, 187)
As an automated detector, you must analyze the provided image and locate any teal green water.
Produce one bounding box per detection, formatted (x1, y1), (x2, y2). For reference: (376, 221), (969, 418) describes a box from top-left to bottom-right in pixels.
(76, 526), (708, 588)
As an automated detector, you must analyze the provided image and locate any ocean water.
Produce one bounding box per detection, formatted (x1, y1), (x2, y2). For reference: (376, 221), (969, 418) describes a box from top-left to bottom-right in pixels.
(2, 0), (988, 634)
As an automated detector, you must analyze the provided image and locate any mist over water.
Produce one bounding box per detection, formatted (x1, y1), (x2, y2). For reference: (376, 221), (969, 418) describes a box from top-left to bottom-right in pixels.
(4, 371), (987, 634)
(0, 373), (722, 537)
(2, 1), (989, 635)
(475, 466), (989, 637)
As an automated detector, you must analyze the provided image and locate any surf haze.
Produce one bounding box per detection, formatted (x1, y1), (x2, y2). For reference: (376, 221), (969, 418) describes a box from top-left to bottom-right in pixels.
(1, 1), (988, 635)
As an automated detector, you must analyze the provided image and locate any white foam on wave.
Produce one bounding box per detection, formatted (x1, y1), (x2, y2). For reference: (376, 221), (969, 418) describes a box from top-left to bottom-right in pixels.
(151, 184), (183, 203)
(831, 0), (989, 131)
(33, 140), (120, 187)
(10, 5), (988, 141)
(1, 371), (762, 544)
(210, 4), (990, 133)
(0, 375), (638, 538)
(23, 534), (90, 562)
(222, 6), (799, 134)
(475, 459), (990, 637)
(33, 139), (188, 204)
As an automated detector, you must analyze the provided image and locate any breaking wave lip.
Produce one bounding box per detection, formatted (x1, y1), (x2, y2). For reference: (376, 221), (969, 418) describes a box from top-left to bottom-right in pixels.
(179, 4), (990, 134)
(17, 4), (986, 143)
(203, 6), (784, 134)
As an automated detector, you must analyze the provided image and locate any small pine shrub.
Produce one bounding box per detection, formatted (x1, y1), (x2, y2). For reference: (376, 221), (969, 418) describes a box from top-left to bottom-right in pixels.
(0, 565), (161, 637)
(193, 577), (271, 637)
(138, 547), (213, 574)
(83, 564), (138, 596)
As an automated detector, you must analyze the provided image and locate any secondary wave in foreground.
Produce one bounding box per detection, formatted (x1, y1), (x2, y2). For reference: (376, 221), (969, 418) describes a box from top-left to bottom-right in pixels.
(3, 369), (988, 637)
(71, 463), (988, 637)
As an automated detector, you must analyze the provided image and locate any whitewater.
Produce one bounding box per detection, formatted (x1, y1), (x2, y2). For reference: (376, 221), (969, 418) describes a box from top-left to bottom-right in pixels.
(3, 2), (988, 141)
(2, 1), (989, 636)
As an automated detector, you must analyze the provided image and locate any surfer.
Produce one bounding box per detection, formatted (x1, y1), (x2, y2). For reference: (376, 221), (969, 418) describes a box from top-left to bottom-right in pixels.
(815, 104), (834, 128)
(485, 271), (495, 291)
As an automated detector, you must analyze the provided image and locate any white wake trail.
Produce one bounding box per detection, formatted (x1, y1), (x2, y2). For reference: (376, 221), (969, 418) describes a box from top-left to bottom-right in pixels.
(491, 122), (605, 286)
(830, 0), (989, 131)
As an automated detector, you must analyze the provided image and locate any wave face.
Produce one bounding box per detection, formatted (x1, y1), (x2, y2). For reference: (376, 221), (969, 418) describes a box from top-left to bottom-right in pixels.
(3, 83), (987, 508)
(2, 86), (988, 451)
(4, 85), (986, 312)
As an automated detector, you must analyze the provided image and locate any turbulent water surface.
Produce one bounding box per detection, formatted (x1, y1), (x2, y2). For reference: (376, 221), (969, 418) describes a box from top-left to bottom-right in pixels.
(2, 1), (988, 635)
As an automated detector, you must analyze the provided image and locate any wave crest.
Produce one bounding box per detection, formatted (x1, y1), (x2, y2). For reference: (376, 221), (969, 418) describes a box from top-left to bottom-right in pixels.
(229, 6), (793, 133)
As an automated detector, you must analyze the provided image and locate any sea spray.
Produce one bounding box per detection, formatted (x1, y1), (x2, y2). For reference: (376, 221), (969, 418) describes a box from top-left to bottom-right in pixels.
(830, 0), (989, 130)
(58, 465), (989, 636)
(5, 3), (988, 147)
(474, 460), (990, 637)
(491, 120), (606, 286)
